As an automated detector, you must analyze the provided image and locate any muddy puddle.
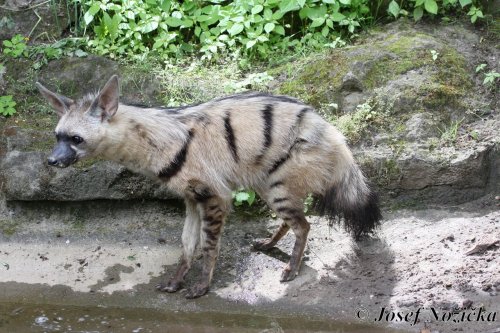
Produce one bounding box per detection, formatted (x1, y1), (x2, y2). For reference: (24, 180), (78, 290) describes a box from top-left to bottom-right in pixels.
(0, 302), (407, 333)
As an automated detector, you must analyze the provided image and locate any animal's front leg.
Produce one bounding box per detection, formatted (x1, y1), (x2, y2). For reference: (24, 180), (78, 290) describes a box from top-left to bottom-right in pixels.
(185, 193), (228, 299)
(156, 199), (200, 293)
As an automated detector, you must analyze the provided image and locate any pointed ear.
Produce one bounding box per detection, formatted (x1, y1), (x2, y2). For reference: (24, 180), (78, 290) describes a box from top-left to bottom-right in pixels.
(36, 82), (74, 118)
(94, 75), (120, 121)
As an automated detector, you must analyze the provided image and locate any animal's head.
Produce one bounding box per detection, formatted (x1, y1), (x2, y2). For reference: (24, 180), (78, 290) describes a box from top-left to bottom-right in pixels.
(36, 75), (120, 168)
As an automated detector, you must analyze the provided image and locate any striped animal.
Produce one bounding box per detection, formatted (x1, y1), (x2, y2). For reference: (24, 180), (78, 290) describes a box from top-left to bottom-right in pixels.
(37, 75), (381, 298)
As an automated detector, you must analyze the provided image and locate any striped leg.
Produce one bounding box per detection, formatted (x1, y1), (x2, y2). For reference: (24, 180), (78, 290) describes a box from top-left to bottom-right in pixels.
(253, 221), (290, 251)
(157, 198), (200, 292)
(280, 211), (310, 282)
(261, 182), (310, 282)
(182, 180), (228, 299)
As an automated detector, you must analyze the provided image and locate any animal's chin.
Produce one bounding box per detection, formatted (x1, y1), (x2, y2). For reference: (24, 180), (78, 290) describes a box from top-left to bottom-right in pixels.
(55, 157), (79, 168)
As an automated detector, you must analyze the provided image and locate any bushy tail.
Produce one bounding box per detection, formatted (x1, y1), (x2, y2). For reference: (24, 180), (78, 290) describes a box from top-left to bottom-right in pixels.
(313, 164), (382, 240)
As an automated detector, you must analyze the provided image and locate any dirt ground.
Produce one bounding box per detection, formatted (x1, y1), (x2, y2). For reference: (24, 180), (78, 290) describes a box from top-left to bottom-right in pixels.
(0, 197), (498, 333)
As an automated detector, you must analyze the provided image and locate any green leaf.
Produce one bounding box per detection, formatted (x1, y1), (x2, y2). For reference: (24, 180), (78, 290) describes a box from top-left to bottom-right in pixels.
(235, 192), (250, 202)
(310, 17), (325, 28)
(279, 0), (299, 14)
(331, 12), (345, 22)
(274, 25), (285, 35)
(247, 191), (256, 206)
(165, 17), (184, 27)
(84, 3), (100, 25)
(264, 8), (273, 20)
(252, 5), (264, 14)
(264, 22), (275, 33)
(339, 0), (351, 4)
(459, 0), (472, 7)
(413, 6), (424, 21)
(246, 39), (257, 49)
(228, 23), (244, 36)
(424, 0), (438, 14)
(321, 25), (329, 37)
(141, 19), (159, 33)
(475, 63), (486, 72)
(297, 0), (306, 7)
(388, 0), (400, 18)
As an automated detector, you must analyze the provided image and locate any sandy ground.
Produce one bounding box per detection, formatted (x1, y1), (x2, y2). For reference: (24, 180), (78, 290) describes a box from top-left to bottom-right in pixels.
(0, 199), (498, 333)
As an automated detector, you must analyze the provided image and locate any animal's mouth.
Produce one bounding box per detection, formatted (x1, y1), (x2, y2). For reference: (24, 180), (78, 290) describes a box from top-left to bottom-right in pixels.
(49, 156), (79, 168)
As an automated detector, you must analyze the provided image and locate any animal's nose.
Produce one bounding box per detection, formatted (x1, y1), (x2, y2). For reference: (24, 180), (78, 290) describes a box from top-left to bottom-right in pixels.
(47, 157), (58, 166)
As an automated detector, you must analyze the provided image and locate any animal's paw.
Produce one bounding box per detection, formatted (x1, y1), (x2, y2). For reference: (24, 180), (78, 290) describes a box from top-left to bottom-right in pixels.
(156, 279), (182, 293)
(253, 238), (275, 251)
(280, 266), (298, 282)
(185, 283), (209, 299)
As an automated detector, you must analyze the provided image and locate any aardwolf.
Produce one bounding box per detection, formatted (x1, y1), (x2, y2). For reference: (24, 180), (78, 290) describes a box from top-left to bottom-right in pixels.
(37, 75), (381, 299)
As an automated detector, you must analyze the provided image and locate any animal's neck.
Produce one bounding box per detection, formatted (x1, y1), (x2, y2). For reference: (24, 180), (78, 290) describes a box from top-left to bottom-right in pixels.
(96, 105), (189, 175)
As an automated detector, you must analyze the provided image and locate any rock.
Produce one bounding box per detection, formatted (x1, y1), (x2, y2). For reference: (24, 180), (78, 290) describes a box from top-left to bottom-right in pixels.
(340, 92), (367, 114)
(341, 72), (364, 92)
(37, 56), (120, 98)
(404, 113), (439, 141)
(36, 56), (164, 106)
(0, 0), (69, 41)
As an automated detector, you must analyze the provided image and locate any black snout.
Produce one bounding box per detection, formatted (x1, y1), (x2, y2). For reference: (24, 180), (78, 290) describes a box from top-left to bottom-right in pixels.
(48, 141), (77, 168)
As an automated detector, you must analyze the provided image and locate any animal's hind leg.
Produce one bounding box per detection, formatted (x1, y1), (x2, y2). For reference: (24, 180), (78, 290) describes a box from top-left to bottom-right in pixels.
(257, 184), (310, 281)
(253, 221), (290, 251)
(278, 209), (310, 282)
(157, 198), (200, 292)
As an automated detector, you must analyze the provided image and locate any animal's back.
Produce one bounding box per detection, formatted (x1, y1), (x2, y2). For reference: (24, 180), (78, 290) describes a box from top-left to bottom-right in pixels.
(176, 93), (349, 198)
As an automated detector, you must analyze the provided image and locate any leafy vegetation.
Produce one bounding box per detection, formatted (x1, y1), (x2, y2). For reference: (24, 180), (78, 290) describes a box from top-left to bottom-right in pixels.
(387, 0), (483, 23)
(476, 63), (500, 86)
(2, 35), (28, 58)
(0, 95), (17, 117)
(71, 0), (486, 61)
(232, 189), (256, 207)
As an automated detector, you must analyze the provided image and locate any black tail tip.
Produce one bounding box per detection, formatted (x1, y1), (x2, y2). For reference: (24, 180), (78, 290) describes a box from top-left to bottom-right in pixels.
(350, 191), (382, 241)
(313, 189), (382, 240)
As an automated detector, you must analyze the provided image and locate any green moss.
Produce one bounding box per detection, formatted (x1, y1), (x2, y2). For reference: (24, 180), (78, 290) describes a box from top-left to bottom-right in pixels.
(272, 52), (349, 109)
(74, 157), (105, 170)
(0, 220), (19, 236)
(362, 34), (433, 89)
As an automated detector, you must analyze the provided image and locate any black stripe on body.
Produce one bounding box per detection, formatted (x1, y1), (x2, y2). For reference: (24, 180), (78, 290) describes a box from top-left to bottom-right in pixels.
(262, 104), (274, 149)
(269, 153), (290, 174)
(273, 197), (288, 204)
(224, 112), (239, 163)
(270, 180), (284, 188)
(158, 130), (194, 180)
(296, 108), (309, 125)
(255, 104), (274, 164)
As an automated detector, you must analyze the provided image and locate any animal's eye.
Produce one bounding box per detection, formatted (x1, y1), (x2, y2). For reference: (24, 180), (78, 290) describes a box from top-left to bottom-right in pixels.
(72, 136), (84, 144)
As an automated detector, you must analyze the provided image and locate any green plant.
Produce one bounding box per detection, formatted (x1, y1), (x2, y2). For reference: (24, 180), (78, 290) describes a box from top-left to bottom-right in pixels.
(0, 95), (16, 116)
(467, 4), (483, 23)
(483, 70), (500, 85)
(75, 0), (368, 60)
(2, 34), (28, 58)
(29, 38), (88, 69)
(430, 49), (439, 61)
(438, 117), (464, 145)
(475, 63), (487, 72)
(475, 63), (500, 86)
(386, 0), (483, 22)
(233, 189), (256, 207)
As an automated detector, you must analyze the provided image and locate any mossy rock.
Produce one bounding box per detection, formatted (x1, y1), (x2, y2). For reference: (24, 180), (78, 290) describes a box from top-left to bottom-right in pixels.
(270, 23), (474, 125)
